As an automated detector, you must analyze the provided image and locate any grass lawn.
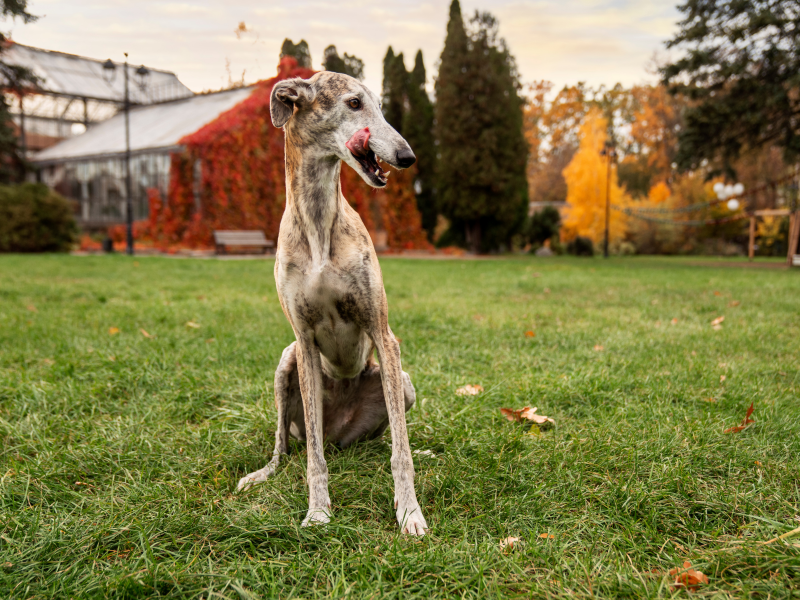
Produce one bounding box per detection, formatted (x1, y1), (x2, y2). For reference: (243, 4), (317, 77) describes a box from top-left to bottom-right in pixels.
(1, 254), (798, 599)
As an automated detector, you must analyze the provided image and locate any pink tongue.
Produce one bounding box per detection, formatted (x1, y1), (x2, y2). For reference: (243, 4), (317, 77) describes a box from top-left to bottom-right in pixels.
(345, 127), (371, 157)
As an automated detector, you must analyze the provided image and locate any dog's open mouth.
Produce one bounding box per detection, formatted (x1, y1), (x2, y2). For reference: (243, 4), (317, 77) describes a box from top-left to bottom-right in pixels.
(345, 127), (388, 185)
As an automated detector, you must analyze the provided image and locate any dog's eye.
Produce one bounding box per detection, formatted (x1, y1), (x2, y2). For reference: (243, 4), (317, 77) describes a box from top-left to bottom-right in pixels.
(348, 98), (361, 110)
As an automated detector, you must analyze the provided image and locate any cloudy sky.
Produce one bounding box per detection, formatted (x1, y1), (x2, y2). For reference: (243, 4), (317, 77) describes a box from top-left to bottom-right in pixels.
(7, 0), (681, 95)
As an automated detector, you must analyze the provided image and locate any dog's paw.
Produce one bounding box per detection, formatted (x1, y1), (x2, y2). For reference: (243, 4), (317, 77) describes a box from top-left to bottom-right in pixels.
(396, 505), (428, 536)
(236, 468), (272, 492)
(301, 507), (331, 527)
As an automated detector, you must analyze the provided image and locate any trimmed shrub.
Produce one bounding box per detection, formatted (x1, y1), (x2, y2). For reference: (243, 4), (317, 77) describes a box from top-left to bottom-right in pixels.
(567, 235), (594, 256)
(0, 183), (78, 252)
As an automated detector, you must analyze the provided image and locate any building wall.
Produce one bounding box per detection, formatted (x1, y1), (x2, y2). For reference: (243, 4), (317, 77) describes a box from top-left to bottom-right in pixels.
(39, 152), (172, 227)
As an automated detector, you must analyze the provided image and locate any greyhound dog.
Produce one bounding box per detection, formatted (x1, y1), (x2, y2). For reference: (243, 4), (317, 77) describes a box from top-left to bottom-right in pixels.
(237, 72), (428, 535)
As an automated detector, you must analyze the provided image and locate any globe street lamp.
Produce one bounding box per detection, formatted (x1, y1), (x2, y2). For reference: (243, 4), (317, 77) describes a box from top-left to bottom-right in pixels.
(102, 55), (149, 255)
(713, 181), (744, 211)
(600, 141), (617, 258)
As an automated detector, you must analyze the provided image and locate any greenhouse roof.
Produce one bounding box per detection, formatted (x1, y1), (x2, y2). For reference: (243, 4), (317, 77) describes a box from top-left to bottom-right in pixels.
(4, 43), (194, 104)
(32, 86), (255, 164)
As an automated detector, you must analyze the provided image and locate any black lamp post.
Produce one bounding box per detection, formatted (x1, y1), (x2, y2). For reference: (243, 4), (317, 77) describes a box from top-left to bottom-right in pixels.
(102, 55), (149, 256)
(600, 141), (616, 258)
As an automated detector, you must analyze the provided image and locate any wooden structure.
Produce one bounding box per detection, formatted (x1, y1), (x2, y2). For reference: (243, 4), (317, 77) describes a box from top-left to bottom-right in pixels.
(744, 209), (800, 265)
(213, 230), (274, 255)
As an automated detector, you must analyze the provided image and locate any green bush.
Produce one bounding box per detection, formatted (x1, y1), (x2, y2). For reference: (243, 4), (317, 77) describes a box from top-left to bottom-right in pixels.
(0, 183), (77, 252)
(567, 235), (594, 256)
(526, 206), (561, 248)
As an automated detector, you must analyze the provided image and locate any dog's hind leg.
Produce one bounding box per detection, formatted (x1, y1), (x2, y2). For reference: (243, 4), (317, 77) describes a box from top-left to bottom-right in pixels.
(237, 342), (299, 491)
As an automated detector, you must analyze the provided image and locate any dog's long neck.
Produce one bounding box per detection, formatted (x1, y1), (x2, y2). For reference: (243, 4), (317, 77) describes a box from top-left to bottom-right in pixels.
(284, 130), (342, 266)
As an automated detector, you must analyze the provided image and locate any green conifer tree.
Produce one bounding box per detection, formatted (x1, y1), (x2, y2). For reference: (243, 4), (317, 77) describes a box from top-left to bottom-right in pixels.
(435, 1), (528, 252)
(322, 45), (364, 80)
(402, 50), (437, 240)
(279, 39), (312, 68)
(381, 47), (406, 135)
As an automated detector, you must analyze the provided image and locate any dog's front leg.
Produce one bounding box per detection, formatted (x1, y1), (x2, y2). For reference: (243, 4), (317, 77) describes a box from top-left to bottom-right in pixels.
(373, 326), (428, 536)
(295, 334), (332, 526)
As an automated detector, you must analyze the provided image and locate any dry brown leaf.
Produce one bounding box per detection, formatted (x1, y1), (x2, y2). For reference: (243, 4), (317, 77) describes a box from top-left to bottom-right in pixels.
(593, 344), (604, 351)
(713, 291), (721, 296)
(704, 397), (717, 403)
(206, 338), (216, 343)
(500, 406), (554, 428)
(473, 314), (485, 321)
(499, 536), (521, 550)
(108, 355), (115, 362)
(538, 533), (555, 539)
(108, 327), (120, 335)
(26, 304), (37, 312)
(543, 288), (551, 294)
(720, 375), (726, 383)
(671, 318), (678, 325)
(455, 384), (483, 396)
(525, 330), (536, 338)
(140, 329), (154, 338)
(185, 321), (200, 329)
(723, 403), (755, 434)
(669, 561), (709, 591)
(729, 300), (741, 307)
(711, 315), (725, 329)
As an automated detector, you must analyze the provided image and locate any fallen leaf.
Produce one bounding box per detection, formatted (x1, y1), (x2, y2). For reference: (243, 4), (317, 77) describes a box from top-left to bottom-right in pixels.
(185, 321), (200, 329)
(197, 295), (206, 300)
(500, 536), (521, 550)
(723, 402), (755, 434)
(704, 397), (716, 403)
(500, 406), (554, 428)
(473, 314), (485, 321)
(543, 288), (551, 294)
(593, 344), (604, 351)
(714, 291), (721, 296)
(711, 315), (725, 328)
(456, 384), (483, 396)
(108, 327), (120, 335)
(205, 338), (216, 343)
(655, 321), (662, 328)
(538, 533), (555, 539)
(525, 330), (536, 338)
(671, 318), (678, 325)
(669, 561), (709, 591)
(42, 358), (54, 366)
(108, 356), (116, 362)
(729, 300), (740, 307)
(413, 449), (436, 457)
(755, 460), (762, 466)
(140, 329), (154, 338)
(720, 375), (726, 383)
(26, 304), (37, 312)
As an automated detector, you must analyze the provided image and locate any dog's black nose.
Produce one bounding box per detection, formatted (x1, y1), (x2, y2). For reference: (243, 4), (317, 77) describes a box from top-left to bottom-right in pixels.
(395, 148), (416, 168)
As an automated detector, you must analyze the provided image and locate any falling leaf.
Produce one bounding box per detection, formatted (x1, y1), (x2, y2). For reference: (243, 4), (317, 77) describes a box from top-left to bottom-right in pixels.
(669, 561), (709, 591)
(720, 375), (726, 383)
(671, 318), (678, 325)
(593, 344), (604, 351)
(108, 327), (120, 335)
(538, 533), (555, 539)
(26, 304), (37, 312)
(729, 300), (740, 307)
(500, 406), (554, 428)
(723, 403), (755, 434)
(413, 449), (436, 457)
(140, 329), (154, 338)
(499, 536), (521, 550)
(525, 330), (536, 338)
(456, 384), (483, 396)
(185, 321), (200, 329)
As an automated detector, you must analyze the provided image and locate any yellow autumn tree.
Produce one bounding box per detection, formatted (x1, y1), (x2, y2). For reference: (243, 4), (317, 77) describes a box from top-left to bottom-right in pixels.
(562, 108), (630, 245)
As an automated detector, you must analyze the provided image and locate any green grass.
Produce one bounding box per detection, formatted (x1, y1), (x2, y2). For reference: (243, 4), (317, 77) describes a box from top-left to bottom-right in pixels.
(1, 254), (798, 599)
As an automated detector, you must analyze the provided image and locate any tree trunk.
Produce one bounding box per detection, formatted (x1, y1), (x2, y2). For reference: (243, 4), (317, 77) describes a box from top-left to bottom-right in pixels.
(466, 220), (481, 254)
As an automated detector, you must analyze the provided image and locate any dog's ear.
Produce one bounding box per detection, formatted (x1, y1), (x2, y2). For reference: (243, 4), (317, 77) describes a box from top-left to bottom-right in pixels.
(270, 79), (314, 128)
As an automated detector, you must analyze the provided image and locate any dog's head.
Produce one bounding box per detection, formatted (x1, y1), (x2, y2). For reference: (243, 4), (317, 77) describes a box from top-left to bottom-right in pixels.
(270, 72), (415, 188)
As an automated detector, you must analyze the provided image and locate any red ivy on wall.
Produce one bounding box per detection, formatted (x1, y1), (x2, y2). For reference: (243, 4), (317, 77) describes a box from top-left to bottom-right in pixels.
(140, 56), (429, 251)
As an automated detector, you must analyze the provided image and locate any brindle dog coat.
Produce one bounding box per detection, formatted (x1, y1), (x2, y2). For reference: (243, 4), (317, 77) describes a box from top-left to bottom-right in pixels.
(237, 72), (428, 535)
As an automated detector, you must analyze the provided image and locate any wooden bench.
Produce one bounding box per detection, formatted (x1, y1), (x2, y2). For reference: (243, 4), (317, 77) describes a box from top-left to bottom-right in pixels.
(213, 230), (274, 255)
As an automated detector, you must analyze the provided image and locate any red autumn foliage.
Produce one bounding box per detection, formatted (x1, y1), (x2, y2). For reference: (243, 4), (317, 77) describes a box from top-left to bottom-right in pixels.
(136, 56), (429, 251)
